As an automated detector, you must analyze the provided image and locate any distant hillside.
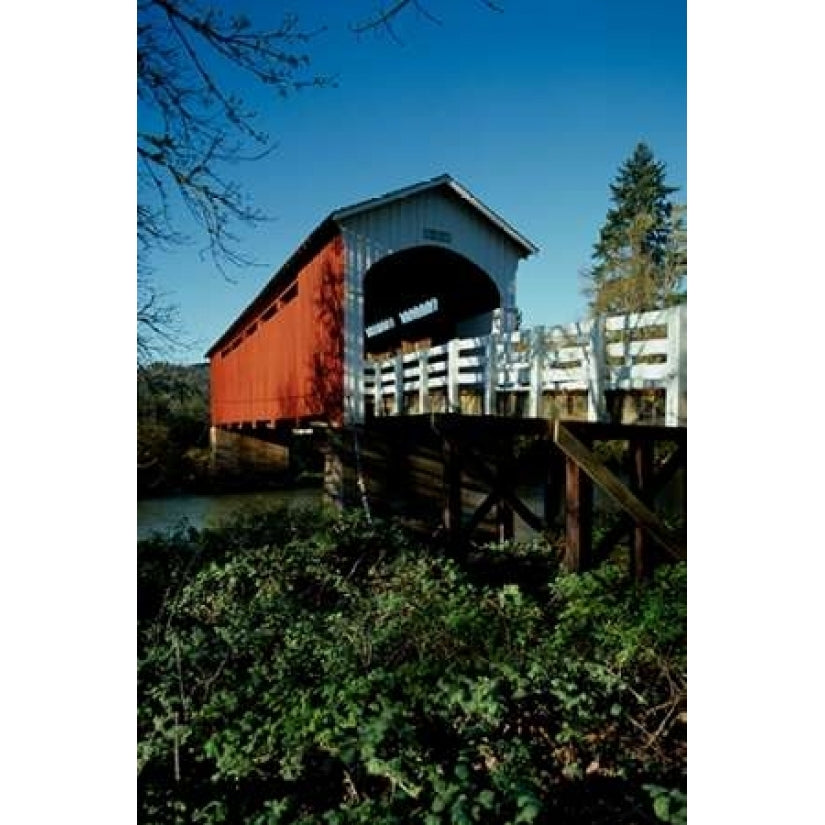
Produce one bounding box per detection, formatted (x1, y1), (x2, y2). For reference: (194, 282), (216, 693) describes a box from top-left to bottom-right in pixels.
(138, 362), (209, 422)
(138, 362), (211, 496)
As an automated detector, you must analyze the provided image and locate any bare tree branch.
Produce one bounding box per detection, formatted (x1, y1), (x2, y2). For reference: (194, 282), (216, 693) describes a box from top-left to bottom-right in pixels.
(137, 1), (503, 362)
(138, 0), (330, 285)
(351, 0), (503, 35)
(137, 0), (335, 361)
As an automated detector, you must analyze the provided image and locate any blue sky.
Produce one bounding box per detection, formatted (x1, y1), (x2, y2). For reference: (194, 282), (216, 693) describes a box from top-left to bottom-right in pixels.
(143, 0), (686, 362)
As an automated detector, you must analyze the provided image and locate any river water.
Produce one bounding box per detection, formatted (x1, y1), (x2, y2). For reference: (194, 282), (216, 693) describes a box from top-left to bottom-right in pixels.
(137, 472), (684, 543)
(136, 486), (540, 543)
(137, 487), (324, 541)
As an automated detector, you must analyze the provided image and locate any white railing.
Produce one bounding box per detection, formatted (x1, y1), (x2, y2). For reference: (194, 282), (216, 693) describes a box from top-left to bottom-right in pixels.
(363, 304), (686, 426)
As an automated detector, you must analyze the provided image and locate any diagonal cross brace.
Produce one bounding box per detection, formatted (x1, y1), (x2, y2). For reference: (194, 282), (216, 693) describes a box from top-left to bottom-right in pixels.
(595, 443), (686, 559)
(553, 421), (686, 561)
(457, 440), (547, 538)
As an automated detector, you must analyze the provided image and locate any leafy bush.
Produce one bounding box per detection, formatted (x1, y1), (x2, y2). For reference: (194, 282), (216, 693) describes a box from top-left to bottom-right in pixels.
(138, 508), (685, 824)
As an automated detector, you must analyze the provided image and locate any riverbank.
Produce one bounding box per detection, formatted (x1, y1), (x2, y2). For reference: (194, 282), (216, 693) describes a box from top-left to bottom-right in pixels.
(137, 423), (325, 499)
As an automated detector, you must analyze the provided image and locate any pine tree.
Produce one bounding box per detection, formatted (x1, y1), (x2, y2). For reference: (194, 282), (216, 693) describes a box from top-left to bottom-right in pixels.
(585, 143), (686, 315)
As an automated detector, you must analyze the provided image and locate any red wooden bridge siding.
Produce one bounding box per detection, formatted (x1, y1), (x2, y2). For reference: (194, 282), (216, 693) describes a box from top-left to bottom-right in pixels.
(209, 235), (345, 427)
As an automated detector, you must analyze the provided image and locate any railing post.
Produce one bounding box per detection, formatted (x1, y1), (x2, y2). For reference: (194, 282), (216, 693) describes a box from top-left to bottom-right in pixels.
(665, 304), (687, 426)
(418, 350), (428, 414)
(375, 361), (384, 417)
(394, 352), (404, 416)
(447, 338), (460, 412)
(362, 362), (375, 418)
(586, 316), (605, 422)
(529, 325), (545, 418)
(484, 333), (496, 415)
(373, 360), (383, 417)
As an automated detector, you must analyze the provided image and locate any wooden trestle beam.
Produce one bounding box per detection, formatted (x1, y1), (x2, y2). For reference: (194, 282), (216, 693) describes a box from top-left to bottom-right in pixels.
(552, 420), (686, 564)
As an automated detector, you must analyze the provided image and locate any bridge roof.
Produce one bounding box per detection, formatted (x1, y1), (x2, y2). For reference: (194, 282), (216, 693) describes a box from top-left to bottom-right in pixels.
(205, 174), (537, 358)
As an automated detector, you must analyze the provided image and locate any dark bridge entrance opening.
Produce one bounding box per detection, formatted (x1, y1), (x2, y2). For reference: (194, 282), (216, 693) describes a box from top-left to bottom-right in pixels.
(363, 246), (501, 358)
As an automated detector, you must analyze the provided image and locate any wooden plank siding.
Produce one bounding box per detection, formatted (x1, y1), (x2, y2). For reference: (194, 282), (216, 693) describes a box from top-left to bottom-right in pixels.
(210, 235), (345, 427)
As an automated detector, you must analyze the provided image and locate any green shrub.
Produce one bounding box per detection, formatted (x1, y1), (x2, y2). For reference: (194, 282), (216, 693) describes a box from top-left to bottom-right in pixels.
(138, 509), (685, 824)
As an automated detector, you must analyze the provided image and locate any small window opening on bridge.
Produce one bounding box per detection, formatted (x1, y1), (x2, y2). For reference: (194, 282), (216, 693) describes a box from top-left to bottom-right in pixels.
(366, 299), (439, 342)
(280, 283), (298, 305)
(398, 297), (438, 325)
(366, 317), (396, 338)
(261, 303), (278, 322)
(245, 323), (258, 337)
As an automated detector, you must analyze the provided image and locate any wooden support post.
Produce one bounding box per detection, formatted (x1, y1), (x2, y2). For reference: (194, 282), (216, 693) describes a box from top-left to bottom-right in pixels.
(496, 452), (515, 544)
(209, 425), (218, 474)
(443, 436), (463, 553)
(631, 438), (654, 580)
(543, 442), (564, 528)
(554, 421), (685, 562)
(564, 434), (593, 571)
(323, 440), (345, 512)
(594, 442), (686, 561)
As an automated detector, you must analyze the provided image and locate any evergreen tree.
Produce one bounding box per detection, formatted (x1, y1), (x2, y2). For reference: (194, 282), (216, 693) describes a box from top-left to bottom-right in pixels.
(585, 143), (686, 315)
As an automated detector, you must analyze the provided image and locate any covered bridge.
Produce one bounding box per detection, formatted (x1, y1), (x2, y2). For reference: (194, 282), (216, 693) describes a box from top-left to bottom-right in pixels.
(206, 174), (538, 428)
